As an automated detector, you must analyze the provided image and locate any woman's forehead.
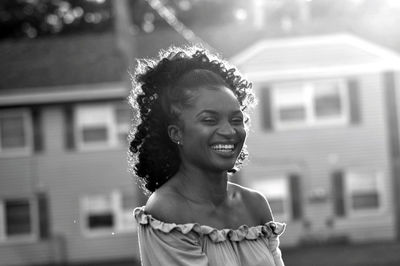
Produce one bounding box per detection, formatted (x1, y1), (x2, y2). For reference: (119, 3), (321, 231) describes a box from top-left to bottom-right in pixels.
(188, 86), (241, 111)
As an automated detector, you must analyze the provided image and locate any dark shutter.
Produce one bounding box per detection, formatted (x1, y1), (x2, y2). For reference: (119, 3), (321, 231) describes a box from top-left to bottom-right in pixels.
(332, 170), (346, 217)
(64, 105), (75, 150)
(32, 107), (44, 152)
(348, 79), (361, 124)
(289, 174), (302, 220)
(384, 71), (400, 158)
(37, 192), (50, 239)
(261, 87), (273, 130)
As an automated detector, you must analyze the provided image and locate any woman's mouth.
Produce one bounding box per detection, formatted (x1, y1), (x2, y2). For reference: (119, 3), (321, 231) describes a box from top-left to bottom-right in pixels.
(210, 144), (235, 153)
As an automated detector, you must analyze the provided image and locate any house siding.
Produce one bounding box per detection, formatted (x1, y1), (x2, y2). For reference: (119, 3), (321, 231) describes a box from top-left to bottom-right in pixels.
(242, 72), (396, 245)
(0, 104), (140, 265)
(0, 157), (36, 196)
(38, 105), (139, 262)
(0, 239), (64, 266)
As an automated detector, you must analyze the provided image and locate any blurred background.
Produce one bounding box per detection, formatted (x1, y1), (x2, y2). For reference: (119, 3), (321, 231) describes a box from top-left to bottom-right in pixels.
(1, 0), (400, 265)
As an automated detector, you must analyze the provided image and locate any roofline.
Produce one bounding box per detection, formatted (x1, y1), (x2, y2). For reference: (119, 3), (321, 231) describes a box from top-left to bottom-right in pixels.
(244, 63), (400, 82)
(0, 82), (128, 107)
(231, 33), (400, 68)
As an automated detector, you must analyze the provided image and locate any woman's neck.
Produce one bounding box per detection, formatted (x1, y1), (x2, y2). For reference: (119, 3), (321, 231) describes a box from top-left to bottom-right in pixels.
(174, 165), (229, 207)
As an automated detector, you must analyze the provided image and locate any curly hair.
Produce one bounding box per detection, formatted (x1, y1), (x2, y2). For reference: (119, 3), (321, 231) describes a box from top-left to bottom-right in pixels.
(128, 45), (255, 194)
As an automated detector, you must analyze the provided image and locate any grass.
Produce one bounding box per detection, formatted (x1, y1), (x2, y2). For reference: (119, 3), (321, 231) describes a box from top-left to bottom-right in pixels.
(282, 241), (400, 266)
(43, 241), (400, 266)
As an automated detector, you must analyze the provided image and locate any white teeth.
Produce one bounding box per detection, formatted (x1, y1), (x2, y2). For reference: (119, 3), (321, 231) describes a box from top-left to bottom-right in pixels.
(211, 144), (234, 152)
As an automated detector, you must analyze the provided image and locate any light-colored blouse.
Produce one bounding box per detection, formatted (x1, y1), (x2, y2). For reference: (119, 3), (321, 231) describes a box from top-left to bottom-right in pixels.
(134, 206), (286, 266)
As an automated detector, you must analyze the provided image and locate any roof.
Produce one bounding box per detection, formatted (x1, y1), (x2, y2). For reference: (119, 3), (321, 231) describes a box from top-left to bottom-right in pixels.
(3, 25), (399, 105)
(231, 33), (400, 81)
(0, 23), (266, 105)
(0, 32), (126, 91)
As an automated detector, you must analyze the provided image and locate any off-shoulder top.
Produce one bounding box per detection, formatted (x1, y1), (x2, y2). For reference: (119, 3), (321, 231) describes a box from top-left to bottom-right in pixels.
(134, 206), (286, 266)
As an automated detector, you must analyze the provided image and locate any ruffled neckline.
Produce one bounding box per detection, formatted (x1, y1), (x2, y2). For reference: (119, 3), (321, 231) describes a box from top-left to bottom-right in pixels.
(134, 206), (286, 243)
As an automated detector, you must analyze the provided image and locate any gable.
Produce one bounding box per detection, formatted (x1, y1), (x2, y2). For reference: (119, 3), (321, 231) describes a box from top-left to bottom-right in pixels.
(231, 33), (400, 78)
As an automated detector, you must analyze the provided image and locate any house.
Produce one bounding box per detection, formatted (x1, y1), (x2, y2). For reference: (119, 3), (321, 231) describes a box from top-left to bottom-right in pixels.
(232, 33), (400, 246)
(0, 22), (258, 265)
(0, 33), (142, 265)
(2, 26), (400, 265)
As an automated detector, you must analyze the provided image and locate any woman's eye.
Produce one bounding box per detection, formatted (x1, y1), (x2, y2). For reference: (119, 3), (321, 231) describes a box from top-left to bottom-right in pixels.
(202, 117), (217, 124)
(232, 117), (244, 124)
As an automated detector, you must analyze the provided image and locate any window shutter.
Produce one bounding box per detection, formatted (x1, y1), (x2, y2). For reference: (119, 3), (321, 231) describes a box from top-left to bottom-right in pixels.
(347, 79), (361, 124)
(289, 174), (302, 220)
(261, 87), (273, 130)
(332, 170), (346, 217)
(37, 192), (50, 239)
(64, 105), (75, 150)
(383, 71), (399, 158)
(32, 107), (44, 152)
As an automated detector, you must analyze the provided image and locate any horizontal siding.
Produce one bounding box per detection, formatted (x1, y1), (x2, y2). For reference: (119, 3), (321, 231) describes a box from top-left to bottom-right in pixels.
(0, 239), (60, 266)
(243, 72), (396, 244)
(0, 104), (141, 265)
(38, 106), (140, 262)
(39, 151), (140, 262)
(0, 157), (36, 196)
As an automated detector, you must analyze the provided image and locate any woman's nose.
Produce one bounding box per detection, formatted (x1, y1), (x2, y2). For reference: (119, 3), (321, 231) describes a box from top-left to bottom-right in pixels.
(217, 122), (236, 136)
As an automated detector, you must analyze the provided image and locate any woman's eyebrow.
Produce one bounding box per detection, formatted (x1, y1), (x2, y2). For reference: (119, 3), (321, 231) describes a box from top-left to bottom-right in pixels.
(195, 110), (218, 117)
(196, 109), (242, 117)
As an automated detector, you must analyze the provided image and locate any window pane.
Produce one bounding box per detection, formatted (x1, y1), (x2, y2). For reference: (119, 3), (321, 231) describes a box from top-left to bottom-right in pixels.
(314, 83), (342, 117)
(352, 192), (379, 209)
(121, 193), (135, 210)
(82, 127), (108, 142)
(118, 132), (128, 145)
(279, 106), (306, 122)
(269, 199), (285, 215)
(348, 172), (377, 192)
(115, 104), (131, 125)
(275, 85), (305, 105)
(5, 199), (31, 236)
(0, 116), (26, 148)
(88, 213), (114, 229)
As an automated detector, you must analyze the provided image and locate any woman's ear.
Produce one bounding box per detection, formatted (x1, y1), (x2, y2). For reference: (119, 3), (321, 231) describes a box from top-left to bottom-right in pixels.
(168, 124), (182, 145)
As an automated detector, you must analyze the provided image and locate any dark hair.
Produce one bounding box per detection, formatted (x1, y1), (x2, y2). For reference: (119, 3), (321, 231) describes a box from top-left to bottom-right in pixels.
(128, 45), (255, 194)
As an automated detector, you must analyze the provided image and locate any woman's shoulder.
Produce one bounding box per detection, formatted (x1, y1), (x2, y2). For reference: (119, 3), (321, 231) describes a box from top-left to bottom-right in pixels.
(144, 185), (190, 224)
(228, 182), (274, 224)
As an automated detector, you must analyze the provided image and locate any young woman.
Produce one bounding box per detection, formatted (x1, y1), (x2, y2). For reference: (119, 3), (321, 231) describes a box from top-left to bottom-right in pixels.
(128, 46), (285, 266)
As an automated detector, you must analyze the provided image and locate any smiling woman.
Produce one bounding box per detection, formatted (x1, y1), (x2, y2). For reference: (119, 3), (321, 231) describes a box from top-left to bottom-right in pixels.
(128, 45), (286, 266)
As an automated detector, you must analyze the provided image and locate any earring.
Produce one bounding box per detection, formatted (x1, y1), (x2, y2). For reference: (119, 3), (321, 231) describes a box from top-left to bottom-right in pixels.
(177, 141), (181, 145)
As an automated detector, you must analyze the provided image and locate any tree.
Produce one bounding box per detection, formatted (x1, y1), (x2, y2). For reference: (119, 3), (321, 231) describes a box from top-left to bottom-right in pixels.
(0, 0), (113, 39)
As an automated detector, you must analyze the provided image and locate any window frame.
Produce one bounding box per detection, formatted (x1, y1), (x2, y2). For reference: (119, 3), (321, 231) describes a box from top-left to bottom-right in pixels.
(0, 197), (37, 244)
(271, 78), (350, 130)
(74, 102), (130, 151)
(0, 108), (33, 157)
(80, 190), (136, 238)
(344, 169), (386, 217)
(251, 176), (291, 221)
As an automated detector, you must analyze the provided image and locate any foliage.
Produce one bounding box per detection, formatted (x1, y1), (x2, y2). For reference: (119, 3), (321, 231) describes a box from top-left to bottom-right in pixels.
(0, 0), (112, 39)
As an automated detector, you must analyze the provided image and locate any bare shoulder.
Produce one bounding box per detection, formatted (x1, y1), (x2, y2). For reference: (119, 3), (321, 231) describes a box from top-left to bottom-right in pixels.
(144, 185), (188, 224)
(229, 182), (274, 224)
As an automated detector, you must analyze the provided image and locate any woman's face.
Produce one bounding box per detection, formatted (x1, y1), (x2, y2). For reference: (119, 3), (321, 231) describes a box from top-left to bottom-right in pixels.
(176, 85), (246, 173)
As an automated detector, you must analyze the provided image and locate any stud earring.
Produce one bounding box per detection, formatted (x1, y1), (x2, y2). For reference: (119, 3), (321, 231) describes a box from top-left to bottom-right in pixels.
(177, 141), (181, 145)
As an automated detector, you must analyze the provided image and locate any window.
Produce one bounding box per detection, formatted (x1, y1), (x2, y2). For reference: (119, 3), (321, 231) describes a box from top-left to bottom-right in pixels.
(81, 194), (114, 234)
(253, 177), (290, 220)
(272, 79), (349, 129)
(345, 170), (382, 214)
(81, 190), (136, 237)
(114, 103), (131, 146)
(0, 198), (36, 242)
(0, 109), (32, 155)
(116, 191), (137, 232)
(75, 102), (130, 150)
